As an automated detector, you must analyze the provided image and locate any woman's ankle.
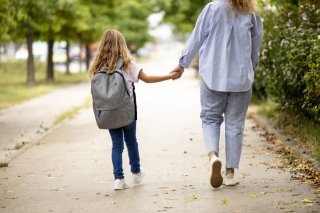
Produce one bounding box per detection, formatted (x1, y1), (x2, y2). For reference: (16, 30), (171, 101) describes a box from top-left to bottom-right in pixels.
(226, 168), (234, 175)
(208, 152), (217, 160)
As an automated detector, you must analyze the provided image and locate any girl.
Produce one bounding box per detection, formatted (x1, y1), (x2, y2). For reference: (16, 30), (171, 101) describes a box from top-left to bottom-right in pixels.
(89, 29), (179, 190)
(172, 0), (263, 188)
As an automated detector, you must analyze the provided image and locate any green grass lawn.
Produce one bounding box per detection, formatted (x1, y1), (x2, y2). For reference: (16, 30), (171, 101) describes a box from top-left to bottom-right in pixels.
(256, 99), (320, 161)
(0, 60), (89, 109)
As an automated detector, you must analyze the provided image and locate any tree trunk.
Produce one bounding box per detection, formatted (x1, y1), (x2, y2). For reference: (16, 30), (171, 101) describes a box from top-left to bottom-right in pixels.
(85, 44), (90, 71)
(0, 43), (2, 61)
(26, 33), (35, 86)
(46, 39), (54, 81)
(79, 40), (83, 73)
(65, 41), (71, 75)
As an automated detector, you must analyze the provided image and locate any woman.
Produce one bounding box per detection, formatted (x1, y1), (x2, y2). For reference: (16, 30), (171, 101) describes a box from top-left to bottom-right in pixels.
(173, 0), (263, 188)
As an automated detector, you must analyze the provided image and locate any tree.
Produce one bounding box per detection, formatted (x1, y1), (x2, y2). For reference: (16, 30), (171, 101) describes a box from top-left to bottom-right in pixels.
(79, 0), (112, 71)
(40, 0), (90, 77)
(61, 1), (91, 74)
(38, 0), (58, 81)
(11, 0), (47, 86)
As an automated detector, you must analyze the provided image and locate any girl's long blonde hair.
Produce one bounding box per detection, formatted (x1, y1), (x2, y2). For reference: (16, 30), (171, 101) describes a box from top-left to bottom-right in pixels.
(89, 29), (132, 78)
(229, 0), (257, 13)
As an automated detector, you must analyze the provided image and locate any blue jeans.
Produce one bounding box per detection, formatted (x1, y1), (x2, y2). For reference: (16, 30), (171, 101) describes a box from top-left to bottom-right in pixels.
(200, 79), (252, 168)
(108, 121), (141, 180)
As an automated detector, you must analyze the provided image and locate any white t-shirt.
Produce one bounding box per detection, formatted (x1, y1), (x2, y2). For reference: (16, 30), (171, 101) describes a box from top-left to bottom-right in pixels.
(122, 61), (142, 97)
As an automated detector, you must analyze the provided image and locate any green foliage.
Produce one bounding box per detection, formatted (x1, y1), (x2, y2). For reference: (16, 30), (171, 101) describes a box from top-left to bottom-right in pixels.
(255, 1), (320, 122)
(0, 0), (153, 50)
(39, 0), (90, 42)
(113, 0), (154, 48)
(156, 0), (208, 33)
(0, 0), (15, 42)
(9, 0), (49, 41)
(0, 0), (154, 85)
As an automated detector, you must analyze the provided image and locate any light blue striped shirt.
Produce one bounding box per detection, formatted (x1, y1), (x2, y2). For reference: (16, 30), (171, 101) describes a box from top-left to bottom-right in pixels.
(179, 0), (263, 92)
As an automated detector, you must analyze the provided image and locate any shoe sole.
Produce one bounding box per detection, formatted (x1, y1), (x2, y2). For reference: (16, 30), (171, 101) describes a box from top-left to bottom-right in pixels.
(114, 186), (129, 190)
(223, 179), (237, 186)
(209, 159), (223, 188)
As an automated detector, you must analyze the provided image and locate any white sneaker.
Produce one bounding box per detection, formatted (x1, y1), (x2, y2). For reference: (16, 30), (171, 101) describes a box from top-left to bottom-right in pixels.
(209, 157), (223, 188)
(113, 179), (129, 190)
(223, 174), (239, 186)
(132, 170), (145, 185)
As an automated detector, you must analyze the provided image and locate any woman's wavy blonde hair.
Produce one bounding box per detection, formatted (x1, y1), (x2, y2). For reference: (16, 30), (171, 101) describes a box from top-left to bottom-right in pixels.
(229, 0), (257, 13)
(89, 29), (131, 78)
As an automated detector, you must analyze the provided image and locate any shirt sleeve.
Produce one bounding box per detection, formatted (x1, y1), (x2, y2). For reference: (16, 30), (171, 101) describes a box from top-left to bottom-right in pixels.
(251, 14), (263, 70)
(129, 61), (142, 83)
(179, 3), (214, 68)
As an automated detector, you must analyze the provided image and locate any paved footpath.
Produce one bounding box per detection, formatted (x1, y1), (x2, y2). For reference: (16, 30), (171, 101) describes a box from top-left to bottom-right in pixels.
(0, 82), (90, 162)
(0, 43), (319, 212)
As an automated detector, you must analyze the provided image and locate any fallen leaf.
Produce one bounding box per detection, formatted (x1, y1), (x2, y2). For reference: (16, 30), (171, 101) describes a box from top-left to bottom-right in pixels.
(221, 198), (228, 205)
(47, 171), (54, 177)
(7, 196), (16, 200)
(259, 191), (268, 195)
(163, 206), (174, 209)
(192, 193), (198, 200)
(250, 194), (257, 198)
(302, 198), (314, 203)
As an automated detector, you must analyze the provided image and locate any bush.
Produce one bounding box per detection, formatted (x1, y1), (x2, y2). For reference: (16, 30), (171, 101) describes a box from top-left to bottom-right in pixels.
(254, 2), (320, 122)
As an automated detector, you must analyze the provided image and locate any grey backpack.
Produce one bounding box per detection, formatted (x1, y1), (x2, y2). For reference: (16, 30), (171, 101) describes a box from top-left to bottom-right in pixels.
(91, 60), (136, 129)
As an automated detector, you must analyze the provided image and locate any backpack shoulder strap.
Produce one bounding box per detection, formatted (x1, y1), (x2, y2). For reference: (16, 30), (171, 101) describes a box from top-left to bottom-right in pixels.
(111, 71), (130, 96)
(132, 82), (137, 120)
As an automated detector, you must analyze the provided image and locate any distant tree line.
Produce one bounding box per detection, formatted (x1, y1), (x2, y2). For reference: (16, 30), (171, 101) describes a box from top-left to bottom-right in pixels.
(0, 0), (154, 85)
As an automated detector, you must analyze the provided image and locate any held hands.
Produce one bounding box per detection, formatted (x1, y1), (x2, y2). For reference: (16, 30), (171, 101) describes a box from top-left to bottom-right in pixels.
(169, 65), (185, 80)
(170, 71), (180, 80)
